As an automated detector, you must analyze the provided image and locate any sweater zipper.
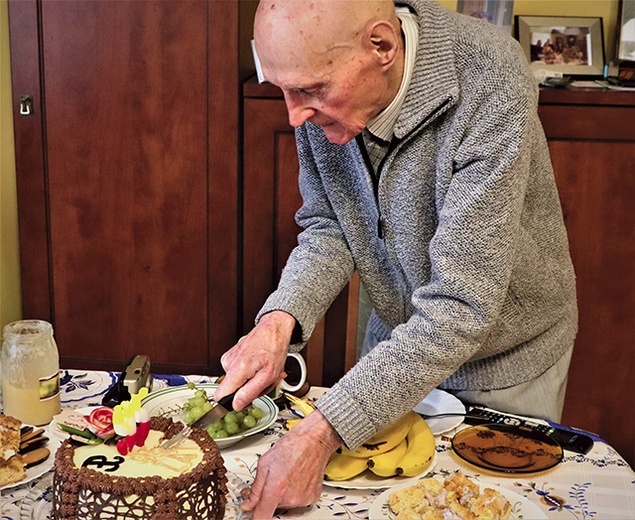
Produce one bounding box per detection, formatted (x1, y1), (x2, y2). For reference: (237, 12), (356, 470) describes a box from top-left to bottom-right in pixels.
(355, 135), (400, 239)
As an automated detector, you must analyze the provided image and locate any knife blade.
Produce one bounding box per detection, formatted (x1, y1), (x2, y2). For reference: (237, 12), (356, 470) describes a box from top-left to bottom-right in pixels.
(160, 389), (237, 449)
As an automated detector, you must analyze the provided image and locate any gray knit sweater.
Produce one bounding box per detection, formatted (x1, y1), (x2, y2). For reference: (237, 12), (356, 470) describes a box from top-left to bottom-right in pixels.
(257, 0), (577, 449)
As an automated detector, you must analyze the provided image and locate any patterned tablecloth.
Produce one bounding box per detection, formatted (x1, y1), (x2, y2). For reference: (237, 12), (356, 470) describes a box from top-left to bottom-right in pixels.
(1, 369), (634, 519)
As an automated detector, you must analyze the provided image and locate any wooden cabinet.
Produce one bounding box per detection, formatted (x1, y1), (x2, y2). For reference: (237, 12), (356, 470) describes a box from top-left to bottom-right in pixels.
(539, 88), (635, 468)
(242, 80), (358, 387)
(9, 1), (240, 375)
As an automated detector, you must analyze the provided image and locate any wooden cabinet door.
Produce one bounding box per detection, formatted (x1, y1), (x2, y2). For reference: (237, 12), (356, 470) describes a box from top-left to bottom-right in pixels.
(242, 88), (358, 387)
(9, 0), (239, 375)
(539, 90), (635, 468)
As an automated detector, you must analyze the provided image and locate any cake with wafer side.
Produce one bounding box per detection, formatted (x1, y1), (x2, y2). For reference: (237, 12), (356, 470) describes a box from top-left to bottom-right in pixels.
(52, 416), (228, 520)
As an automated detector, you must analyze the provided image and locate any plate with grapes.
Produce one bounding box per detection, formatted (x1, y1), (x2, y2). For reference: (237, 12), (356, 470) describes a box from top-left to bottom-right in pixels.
(141, 383), (278, 449)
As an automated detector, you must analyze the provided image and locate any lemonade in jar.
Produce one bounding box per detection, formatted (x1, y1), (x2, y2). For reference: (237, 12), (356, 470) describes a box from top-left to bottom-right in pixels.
(1, 320), (61, 425)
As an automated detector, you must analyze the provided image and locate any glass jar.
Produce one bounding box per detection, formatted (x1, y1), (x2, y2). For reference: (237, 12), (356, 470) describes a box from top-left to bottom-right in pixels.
(1, 320), (61, 425)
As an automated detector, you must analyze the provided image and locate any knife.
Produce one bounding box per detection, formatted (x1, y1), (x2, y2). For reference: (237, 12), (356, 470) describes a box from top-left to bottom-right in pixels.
(160, 389), (237, 449)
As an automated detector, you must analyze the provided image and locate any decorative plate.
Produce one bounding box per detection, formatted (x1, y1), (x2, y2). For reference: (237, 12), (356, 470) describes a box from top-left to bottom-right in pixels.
(413, 389), (466, 435)
(451, 423), (563, 473)
(368, 478), (547, 520)
(1, 424), (62, 492)
(141, 384), (278, 449)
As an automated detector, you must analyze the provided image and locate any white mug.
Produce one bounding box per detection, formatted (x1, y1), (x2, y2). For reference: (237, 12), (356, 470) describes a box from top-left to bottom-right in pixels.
(272, 352), (307, 399)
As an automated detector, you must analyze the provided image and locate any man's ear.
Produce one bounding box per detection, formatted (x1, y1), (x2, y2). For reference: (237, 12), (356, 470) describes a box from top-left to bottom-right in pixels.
(367, 20), (400, 68)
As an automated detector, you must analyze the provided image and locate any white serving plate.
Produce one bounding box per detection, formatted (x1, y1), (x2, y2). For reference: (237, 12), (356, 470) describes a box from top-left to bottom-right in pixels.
(413, 389), (466, 435)
(141, 384), (278, 449)
(323, 452), (437, 491)
(369, 478), (547, 520)
(1, 424), (62, 492)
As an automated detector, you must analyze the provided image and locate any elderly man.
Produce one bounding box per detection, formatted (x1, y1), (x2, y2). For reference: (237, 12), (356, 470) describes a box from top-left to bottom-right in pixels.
(215, 0), (577, 516)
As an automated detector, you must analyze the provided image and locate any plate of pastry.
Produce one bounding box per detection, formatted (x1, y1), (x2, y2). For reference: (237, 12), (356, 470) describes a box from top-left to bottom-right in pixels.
(369, 471), (547, 519)
(0, 415), (62, 491)
(451, 423), (563, 474)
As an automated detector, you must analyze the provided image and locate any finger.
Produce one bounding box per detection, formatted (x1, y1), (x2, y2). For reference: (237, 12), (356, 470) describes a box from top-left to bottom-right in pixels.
(252, 491), (281, 520)
(241, 465), (266, 512)
(232, 370), (278, 410)
(213, 370), (250, 403)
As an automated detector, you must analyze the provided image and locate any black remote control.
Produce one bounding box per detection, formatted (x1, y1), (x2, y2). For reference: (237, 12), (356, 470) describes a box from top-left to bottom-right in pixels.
(463, 406), (594, 455)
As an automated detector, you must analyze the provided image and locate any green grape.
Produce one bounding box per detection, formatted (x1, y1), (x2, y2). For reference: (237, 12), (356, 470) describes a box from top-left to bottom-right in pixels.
(225, 422), (240, 435)
(250, 407), (265, 420)
(189, 406), (204, 421)
(209, 420), (223, 432)
(212, 429), (228, 439)
(224, 412), (238, 424)
(184, 384), (266, 440)
(242, 415), (257, 429)
(191, 396), (206, 408)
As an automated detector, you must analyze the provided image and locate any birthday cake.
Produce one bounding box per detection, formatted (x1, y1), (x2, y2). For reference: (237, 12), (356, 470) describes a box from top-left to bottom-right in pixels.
(52, 417), (228, 520)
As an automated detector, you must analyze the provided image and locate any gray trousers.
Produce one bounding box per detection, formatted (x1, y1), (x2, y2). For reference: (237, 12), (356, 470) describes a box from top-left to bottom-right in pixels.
(361, 324), (574, 423)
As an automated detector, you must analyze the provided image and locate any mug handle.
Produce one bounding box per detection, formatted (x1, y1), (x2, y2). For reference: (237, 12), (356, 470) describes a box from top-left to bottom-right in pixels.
(279, 352), (307, 392)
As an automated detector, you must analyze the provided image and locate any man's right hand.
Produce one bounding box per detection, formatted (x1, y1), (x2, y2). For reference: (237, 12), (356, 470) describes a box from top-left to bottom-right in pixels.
(213, 310), (297, 411)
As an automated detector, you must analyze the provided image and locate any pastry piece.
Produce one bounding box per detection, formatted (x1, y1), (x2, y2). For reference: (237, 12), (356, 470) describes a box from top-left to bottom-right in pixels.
(388, 471), (511, 520)
(0, 414), (27, 487)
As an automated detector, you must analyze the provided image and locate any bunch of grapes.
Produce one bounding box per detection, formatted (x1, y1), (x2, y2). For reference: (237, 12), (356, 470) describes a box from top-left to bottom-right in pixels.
(183, 382), (265, 440)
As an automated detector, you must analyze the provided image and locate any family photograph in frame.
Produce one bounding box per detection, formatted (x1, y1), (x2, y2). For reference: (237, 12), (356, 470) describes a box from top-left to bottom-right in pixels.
(515, 15), (605, 77)
(617, 0), (635, 61)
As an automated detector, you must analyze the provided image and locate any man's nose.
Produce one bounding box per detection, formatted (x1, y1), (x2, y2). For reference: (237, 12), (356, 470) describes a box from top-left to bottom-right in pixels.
(284, 95), (316, 127)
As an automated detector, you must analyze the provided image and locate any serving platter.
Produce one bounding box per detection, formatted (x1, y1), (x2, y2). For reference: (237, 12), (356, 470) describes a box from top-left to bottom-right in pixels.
(1, 424), (61, 492)
(141, 384), (278, 449)
(451, 423), (563, 473)
(413, 389), (465, 435)
(368, 478), (547, 519)
(323, 452), (437, 490)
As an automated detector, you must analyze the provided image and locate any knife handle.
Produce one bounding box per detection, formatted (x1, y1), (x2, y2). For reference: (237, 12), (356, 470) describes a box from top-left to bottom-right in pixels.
(216, 389), (237, 411)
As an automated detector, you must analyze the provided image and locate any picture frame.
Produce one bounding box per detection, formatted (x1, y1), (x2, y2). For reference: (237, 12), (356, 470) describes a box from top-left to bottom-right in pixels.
(457, 0), (515, 35)
(617, 0), (635, 61)
(515, 16), (605, 77)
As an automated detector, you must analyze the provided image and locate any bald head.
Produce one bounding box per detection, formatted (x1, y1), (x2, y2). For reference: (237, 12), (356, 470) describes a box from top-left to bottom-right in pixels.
(253, 0), (404, 144)
(254, 0), (399, 85)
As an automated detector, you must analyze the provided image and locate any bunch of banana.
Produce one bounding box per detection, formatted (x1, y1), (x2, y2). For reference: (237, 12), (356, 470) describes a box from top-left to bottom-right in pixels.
(325, 411), (436, 481)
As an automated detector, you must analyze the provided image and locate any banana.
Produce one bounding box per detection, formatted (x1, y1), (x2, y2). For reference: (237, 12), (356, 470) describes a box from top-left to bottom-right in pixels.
(341, 411), (415, 458)
(324, 451), (369, 481)
(367, 438), (408, 477)
(284, 393), (315, 417)
(283, 418), (302, 430)
(395, 413), (436, 477)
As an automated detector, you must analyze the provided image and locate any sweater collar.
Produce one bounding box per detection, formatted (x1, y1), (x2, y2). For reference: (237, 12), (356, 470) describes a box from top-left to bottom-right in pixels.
(392, 0), (460, 140)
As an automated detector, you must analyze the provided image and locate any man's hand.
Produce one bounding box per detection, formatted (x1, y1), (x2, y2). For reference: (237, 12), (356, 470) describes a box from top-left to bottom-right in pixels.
(242, 410), (343, 519)
(214, 311), (296, 410)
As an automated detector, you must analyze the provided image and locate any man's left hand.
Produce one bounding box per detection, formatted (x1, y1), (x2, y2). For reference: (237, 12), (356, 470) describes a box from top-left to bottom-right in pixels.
(241, 409), (343, 519)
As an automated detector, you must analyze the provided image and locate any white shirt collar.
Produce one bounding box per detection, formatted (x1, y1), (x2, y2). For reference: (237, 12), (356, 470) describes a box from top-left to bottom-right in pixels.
(366, 7), (418, 142)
